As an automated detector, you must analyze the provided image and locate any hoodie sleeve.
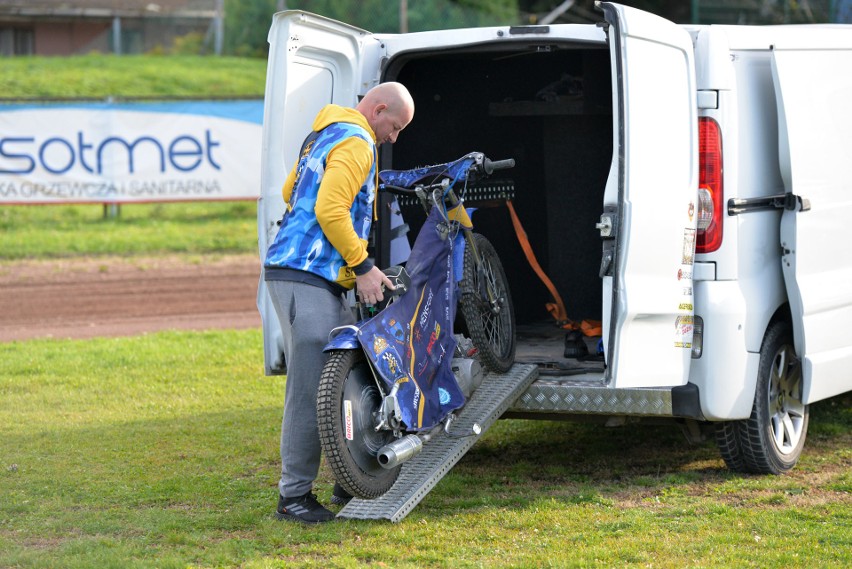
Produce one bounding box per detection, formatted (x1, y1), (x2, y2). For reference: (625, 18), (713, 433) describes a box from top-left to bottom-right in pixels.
(315, 136), (374, 268)
(281, 163), (297, 207)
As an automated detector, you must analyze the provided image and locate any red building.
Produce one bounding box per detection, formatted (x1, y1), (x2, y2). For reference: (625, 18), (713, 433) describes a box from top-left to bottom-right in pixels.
(0, 0), (222, 56)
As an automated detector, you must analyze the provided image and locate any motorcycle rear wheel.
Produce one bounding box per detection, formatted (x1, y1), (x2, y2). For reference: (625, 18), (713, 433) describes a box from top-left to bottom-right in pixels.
(316, 349), (400, 498)
(460, 232), (516, 373)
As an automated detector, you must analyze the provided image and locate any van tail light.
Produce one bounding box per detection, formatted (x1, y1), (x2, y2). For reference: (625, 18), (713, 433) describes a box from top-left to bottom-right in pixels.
(697, 117), (723, 253)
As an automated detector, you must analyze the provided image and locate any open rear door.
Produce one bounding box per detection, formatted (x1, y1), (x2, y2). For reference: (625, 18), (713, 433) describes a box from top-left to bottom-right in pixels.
(772, 33), (852, 403)
(599, 3), (698, 388)
(257, 11), (371, 374)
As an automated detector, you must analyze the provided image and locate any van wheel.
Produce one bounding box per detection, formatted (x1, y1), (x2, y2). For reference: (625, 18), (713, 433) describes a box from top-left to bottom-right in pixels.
(715, 321), (808, 474)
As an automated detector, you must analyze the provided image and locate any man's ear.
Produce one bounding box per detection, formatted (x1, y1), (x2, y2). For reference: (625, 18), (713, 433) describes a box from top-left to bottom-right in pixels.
(374, 103), (388, 116)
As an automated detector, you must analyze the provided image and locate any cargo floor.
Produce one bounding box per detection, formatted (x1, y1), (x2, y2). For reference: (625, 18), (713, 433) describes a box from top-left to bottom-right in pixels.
(514, 321), (606, 376)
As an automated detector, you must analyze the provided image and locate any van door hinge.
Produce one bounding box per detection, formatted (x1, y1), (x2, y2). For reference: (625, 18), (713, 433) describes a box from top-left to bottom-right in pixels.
(727, 193), (811, 215)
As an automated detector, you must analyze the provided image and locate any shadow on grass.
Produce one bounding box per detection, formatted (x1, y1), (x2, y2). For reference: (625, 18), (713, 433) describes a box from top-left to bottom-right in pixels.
(433, 393), (852, 512)
(3, 392), (849, 532)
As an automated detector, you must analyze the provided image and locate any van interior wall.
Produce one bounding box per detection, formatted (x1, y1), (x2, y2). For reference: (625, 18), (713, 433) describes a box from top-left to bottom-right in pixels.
(387, 46), (612, 326)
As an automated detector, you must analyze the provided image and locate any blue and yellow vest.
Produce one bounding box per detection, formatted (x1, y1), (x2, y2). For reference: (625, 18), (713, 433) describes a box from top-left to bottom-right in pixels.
(264, 122), (376, 291)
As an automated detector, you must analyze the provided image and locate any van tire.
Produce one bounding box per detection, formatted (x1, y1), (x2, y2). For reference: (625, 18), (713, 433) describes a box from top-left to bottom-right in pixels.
(714, 421), (748, 472)
(715, 321), (808, 474)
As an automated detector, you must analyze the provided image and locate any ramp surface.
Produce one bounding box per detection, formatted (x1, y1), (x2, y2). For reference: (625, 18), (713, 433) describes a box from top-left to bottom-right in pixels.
(337, 363), (538, 522)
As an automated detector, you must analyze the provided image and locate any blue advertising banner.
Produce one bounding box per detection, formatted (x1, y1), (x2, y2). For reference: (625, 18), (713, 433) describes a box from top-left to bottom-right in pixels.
(0, 99), (263, 204)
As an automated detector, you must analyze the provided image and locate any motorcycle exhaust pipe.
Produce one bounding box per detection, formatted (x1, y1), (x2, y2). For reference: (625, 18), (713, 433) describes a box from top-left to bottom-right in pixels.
(377, 434), (423, 469)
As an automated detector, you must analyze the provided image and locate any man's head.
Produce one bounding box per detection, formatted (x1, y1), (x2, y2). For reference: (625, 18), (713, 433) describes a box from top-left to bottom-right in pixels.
(356, 82), (415, 145)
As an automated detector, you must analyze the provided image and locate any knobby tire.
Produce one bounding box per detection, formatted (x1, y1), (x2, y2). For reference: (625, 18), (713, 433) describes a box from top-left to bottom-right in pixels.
(460, 232), (516, 373)
(317, 349), (400, 498)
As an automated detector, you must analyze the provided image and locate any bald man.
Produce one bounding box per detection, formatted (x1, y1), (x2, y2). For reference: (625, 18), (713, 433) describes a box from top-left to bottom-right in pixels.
(264, 82), (415, 524)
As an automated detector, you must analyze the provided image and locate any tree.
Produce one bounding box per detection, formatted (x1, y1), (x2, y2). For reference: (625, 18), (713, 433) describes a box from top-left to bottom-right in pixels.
(518, 0), (689, 23)
(223, 0), (523, 56)
(519, 0), (836, 24)
(223, 0), (278, 57)
(284, 0), (519, 32)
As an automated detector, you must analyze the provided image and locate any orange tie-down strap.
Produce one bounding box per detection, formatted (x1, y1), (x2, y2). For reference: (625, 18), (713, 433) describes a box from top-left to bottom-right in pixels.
(505, 199), (601, 336)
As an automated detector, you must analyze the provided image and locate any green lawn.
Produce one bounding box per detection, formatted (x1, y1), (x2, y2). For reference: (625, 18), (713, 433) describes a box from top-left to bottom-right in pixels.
(0, 202), (258, 260)
(1, 330), (850, 568)
(0, 55), (265, 99)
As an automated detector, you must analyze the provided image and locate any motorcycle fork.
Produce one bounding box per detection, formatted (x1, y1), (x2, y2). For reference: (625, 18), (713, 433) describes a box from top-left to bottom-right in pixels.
(462, 230), (500, 313)
(445, 187), (500, 313)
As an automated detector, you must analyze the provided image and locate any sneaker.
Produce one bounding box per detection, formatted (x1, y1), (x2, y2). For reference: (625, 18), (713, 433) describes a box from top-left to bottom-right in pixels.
(276, 493), (335, 524)
(330, 482), (353, 506)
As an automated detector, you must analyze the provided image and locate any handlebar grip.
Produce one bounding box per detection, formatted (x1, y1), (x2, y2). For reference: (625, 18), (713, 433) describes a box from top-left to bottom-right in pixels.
(484, 158), (516, 174)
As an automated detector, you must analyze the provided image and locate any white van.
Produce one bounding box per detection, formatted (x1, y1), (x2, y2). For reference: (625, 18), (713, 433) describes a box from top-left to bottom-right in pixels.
(257, 2), (852, 475)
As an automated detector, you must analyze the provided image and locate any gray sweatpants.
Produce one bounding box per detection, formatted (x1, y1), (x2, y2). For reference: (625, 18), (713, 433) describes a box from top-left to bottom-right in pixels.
(266, 280), (355, 499)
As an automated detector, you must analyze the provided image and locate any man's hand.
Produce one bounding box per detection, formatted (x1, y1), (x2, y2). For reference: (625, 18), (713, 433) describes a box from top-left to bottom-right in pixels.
(355, 266), (395, 305)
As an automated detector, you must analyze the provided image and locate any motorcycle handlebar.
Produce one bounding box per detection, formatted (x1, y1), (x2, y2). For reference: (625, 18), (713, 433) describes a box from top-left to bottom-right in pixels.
(380, 155), (516, 194)
(482, 158), (515, 175)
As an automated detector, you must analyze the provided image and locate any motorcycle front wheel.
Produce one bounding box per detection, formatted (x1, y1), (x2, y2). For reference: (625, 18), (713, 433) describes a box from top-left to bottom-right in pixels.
(316, 349), (400, 498)
(460, 232), (516, 373)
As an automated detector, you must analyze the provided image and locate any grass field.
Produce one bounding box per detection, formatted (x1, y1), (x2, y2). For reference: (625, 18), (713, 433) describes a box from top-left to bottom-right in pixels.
(1, 330), (851, 568)
(0, 55), (265, 99)
(0, 202), (258, 260)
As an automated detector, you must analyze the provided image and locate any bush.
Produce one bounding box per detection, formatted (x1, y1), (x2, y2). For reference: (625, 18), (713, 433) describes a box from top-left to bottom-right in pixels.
(172, 32), (206, 56)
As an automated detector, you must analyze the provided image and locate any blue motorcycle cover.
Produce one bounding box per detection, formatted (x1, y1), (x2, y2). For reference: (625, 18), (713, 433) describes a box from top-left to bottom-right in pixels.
(356, 206), (466, 431)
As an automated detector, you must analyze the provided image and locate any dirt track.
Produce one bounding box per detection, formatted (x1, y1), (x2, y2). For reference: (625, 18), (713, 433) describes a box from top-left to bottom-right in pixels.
(0, 254), (262, 342)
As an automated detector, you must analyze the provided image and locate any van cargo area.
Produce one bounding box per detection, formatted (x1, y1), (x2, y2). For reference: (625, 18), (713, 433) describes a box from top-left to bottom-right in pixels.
(380, 43), (613, 375)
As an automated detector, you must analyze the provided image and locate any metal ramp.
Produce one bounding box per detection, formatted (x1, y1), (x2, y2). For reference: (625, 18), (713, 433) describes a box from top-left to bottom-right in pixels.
(337, 363), (538, 522)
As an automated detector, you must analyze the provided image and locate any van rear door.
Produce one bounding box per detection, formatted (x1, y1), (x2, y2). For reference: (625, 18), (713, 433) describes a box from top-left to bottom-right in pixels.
(771, 32), (852, 403)
(599, 3), (699, 388)
(258, 11), (373, 374)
